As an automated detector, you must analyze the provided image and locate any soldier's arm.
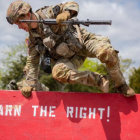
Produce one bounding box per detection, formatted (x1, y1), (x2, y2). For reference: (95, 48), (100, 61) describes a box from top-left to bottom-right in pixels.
(54, 2), (79, 24)
(61, 1), (79, 17)
(37, 2), (79, 20)
(25, 39), (40, 88)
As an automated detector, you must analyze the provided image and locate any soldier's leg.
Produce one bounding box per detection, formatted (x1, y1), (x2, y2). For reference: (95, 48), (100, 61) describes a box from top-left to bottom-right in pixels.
(52, 58), (109, 93)
(81, 28), (135, 97)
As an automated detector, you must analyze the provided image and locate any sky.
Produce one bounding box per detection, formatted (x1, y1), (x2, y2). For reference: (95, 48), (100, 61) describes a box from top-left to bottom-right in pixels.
(0, 0), (140, 68)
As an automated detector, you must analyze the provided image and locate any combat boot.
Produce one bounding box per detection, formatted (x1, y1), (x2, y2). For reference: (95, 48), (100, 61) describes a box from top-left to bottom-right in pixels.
(99, 76), (109, 93)
(115, 83), (135, 97)
(7, 80), (18, 90)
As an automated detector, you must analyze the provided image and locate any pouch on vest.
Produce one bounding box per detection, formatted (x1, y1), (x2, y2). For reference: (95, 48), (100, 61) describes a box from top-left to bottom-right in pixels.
(56, 42), (75, 58)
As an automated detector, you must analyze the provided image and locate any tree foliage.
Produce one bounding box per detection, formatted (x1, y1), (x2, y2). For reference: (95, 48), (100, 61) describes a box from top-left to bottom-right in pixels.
(1, 55), (26, 89)
(0, 43), (27, 89)
(119, 56), (133, 73)
(129, 67), (140, 93)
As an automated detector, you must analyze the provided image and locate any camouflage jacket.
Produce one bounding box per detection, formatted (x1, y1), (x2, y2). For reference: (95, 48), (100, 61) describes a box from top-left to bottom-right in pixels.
(25, 1), (82, 87)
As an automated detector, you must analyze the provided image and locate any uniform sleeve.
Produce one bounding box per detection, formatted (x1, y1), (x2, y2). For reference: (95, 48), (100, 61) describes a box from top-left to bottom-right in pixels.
(36, 1), (79, 19)
(62, 1), (79, 17)
(25, 38), (40, 87)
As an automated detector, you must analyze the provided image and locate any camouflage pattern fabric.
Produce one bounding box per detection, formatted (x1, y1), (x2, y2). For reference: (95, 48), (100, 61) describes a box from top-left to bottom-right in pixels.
(52, 59), (102, 86)
(80, 28), (126, 87)
(17, 80), (49, 91)
(19, 1), (126, 91)
(6, 0), (31, 24)
(16, 61), (49, 91)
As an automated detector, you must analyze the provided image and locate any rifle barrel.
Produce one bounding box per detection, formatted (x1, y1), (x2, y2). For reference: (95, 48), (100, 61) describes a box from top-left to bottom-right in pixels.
(20, 19), (112, 25)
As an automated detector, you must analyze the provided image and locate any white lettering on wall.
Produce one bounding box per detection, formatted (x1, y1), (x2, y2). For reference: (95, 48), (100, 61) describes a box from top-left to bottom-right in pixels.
(49, 106), (56, 117)
(0, 104), (111, 122)
(40, 106), (47, 117)
(32, 105), (56, 117)
(66, 106), (110, 122)
(14, 105), (21, 116)
(75, 107), (78, 118)
(0, 105), (3, 116)
(80, 107), (87, 118)
(89, 108), (96, 119)
(0, 105), (21, 116)
(98, 108), (105, 120)
(67, 107), (74, 118)
(5, 105), (12, 116)
(107, 106), (110, 122)
(32, 105), (39, 117)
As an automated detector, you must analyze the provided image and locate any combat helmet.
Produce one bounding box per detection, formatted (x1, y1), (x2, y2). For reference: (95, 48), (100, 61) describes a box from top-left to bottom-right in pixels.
(6, 0), (31, 24)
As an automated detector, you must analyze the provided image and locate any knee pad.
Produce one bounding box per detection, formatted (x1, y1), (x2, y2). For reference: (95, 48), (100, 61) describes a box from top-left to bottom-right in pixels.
(98, 47), (119, 68)
(52, 63), (71, 83)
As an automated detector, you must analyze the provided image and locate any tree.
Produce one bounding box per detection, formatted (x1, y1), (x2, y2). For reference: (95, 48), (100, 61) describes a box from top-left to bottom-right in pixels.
(0, 43), (27, 89)
(129, 67), (140, 93)
(1, 55), (26, 89)
(119, 57), (133, 73)
(119, 57), (134, 83)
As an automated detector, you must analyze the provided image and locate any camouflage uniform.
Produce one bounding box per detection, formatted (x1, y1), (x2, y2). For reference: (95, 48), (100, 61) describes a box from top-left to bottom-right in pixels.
(6, 1), (134, 96)
(16, 65), (49, 91)
(24, 1), (121, 91)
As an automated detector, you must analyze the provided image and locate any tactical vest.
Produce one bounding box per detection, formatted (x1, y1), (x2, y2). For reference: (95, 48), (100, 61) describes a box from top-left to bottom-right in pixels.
(34, 5), (83, 59)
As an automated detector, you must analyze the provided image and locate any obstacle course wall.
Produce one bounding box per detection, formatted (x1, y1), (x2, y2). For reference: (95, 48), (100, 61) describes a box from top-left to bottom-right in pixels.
(0, 90), (139, 140)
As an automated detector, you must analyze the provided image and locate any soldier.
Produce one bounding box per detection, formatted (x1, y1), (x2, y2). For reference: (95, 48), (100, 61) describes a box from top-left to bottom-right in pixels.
(6, 0), (135, 98)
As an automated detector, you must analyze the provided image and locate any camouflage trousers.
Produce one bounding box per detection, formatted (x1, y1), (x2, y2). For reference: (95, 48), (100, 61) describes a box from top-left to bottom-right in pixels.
(52, 28), (126, 89)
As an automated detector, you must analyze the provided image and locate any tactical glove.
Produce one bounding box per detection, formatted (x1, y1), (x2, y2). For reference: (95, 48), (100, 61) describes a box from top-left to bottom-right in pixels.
(115, 83), (135, 97)
(56, 11), (70, 24)
(21, 86), (34, 98)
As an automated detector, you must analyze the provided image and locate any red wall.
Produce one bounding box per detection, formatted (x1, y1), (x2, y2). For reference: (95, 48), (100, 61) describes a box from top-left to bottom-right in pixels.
(0, 90), (139, 140)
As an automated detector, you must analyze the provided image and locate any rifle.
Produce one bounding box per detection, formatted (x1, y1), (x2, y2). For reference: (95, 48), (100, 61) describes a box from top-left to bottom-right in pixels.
(20, 19), (112, 26)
